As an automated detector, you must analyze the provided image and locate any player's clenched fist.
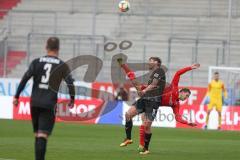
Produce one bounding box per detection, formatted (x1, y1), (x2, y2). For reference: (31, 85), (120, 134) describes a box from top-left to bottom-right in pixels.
(13, 97), (19, 107)
(191, 63), (200, 69)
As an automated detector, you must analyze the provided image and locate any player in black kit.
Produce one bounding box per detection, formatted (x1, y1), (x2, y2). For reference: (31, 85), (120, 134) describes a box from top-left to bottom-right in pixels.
(119, 57), (166, 155)
(13, 37), (75, 160)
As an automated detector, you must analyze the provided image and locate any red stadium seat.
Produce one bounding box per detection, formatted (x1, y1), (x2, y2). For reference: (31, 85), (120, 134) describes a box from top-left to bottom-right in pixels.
(0, 0), (21, 19)
(0, 50), (26, 76)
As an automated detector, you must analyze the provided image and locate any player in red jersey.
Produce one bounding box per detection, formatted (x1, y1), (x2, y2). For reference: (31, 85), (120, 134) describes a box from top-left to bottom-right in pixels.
(162, 63), (200, 124)
(138, 63), (200, 152)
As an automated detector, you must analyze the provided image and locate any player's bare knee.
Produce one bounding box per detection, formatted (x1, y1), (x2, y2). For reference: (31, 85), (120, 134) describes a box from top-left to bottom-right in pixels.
(37, 132), (48, 139)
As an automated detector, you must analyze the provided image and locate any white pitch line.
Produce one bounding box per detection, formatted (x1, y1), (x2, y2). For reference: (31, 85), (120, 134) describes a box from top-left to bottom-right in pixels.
(0, 158), (16, 160)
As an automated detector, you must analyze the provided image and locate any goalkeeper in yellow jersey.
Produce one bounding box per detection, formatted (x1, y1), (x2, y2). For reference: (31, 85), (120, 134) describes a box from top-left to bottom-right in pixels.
(205, 72), (227, 130)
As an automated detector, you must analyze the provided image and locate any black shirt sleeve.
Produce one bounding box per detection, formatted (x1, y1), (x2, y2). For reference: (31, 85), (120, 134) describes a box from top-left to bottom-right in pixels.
(15, 60), (35, 98)
(63, 64), (75, 101)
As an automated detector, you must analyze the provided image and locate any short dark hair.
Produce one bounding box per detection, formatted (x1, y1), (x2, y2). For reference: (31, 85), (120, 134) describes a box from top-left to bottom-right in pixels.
(214, 71), (219, 75)
(149, 57), (162, 66)
(180, 88), (191, 94)
(46, 37), (59, 51)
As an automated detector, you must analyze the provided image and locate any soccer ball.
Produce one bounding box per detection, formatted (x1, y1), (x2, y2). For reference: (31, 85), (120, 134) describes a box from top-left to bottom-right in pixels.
(118, 0), (130, 12)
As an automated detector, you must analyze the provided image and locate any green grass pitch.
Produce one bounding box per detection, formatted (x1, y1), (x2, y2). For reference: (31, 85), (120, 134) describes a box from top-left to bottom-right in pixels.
(0, 119), (240, 160)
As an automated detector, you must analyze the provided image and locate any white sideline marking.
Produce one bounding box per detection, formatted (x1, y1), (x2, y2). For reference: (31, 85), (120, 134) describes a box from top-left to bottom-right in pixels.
(0, 158), (16, 160)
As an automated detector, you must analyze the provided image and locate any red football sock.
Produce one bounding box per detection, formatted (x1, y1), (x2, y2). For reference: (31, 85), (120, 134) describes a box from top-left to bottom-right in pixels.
(139, 125), (145, 146)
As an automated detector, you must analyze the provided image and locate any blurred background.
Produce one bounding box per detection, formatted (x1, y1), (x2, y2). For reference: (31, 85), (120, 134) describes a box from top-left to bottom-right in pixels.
(1, 0), (240, 85)
(1, 2), (240, 160)
(0, 0), (240, 129)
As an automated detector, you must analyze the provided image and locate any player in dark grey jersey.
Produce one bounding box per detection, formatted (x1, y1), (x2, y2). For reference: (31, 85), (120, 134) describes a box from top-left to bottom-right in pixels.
(120, 57), (166, 155)
(13, 37), (75, 160)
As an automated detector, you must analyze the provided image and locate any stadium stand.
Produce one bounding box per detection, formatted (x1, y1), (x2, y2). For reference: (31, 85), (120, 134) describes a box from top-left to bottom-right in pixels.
(0, 0), (240, 86)
(0, 50), (26, 76)
(0, 0), (21, 19)
(0, 0), (22, 76)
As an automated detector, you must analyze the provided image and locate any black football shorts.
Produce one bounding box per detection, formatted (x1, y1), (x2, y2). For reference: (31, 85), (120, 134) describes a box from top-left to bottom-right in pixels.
(133, 98), (160, 121)
(31, 106), (56, 135)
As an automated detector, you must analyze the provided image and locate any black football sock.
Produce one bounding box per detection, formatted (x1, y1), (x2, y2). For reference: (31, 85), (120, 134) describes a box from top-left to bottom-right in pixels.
(34, 137), (38, 160)
(35, 137), (47, 160)
(125, 120), (133, 139)
(144, 133), (152, 150)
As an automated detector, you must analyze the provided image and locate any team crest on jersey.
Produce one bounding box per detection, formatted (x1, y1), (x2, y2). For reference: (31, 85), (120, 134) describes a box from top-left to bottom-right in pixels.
(154, 73), (159, 78)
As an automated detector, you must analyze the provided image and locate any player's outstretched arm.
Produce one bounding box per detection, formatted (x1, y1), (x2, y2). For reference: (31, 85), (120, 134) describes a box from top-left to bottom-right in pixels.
(117, 58), (142, 92)
(172, 63), (200, 86)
